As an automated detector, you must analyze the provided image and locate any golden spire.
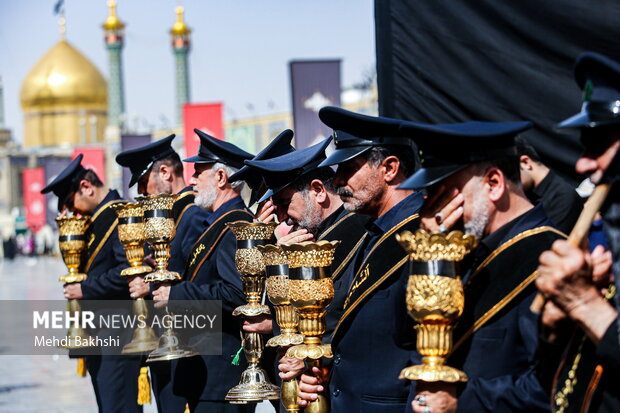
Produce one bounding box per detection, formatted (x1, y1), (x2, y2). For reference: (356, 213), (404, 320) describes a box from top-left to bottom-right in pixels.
(103, 0), (125, 31)
(171, 6), (191, 36)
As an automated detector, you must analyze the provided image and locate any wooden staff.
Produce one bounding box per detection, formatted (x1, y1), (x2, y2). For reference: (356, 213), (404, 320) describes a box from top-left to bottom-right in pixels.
(530, 183), (612, 313)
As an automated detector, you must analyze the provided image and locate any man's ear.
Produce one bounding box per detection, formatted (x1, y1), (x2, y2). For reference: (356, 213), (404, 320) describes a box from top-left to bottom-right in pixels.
(310, 179), (327, 203)
(483, 167), (506, 202)
(78, 179), (93, 196)
(158, 163), (172, 181)
(519, 155), (533, 171)
(216, 168), (228, 189)
(381, 155), (401, 184)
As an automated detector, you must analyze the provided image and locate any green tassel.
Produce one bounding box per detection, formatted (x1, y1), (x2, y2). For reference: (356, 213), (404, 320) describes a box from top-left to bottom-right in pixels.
(231, 346), (244, 366)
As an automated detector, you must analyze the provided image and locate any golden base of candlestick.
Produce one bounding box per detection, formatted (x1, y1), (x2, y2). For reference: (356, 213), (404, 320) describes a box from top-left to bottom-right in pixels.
(232, 303), (271, 317)
(121, 298), (159, 354)
(147, 328), (199, 363)
(59, 273), (88, 283)
(225, 366), (281, 403)
(285, 344), (332, 360)
(144, 270), (180, 283)
(399, 357), (468, 382)
(121, 265), (153, 277)
(266, 333), (304, 348)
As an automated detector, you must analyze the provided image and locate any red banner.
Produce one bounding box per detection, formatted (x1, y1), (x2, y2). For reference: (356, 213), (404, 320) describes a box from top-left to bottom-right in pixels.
(22, 168), (47, 231)
(73, 147), (106, 184)
(183, 103), (223, 183)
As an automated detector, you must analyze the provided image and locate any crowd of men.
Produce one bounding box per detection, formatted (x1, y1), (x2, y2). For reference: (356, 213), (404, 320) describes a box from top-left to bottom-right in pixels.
(40, 51), (620, 413)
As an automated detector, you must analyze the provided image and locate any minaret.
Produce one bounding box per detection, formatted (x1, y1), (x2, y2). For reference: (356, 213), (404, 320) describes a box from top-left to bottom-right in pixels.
(170, 6), (191, 127)
(102, 0), (126, 130)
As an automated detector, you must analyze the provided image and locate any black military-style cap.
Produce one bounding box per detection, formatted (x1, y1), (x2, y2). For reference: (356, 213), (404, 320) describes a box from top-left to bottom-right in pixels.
(115, 134), (177, 187)
(184, 129), (253, 168)
(398, 121), (532, 189)
(317, 106), (411, 167)
(558, 52), (620, 129)
(41, 154), (87, 211)
(229, 129), (296, 205)
(244, 136), (332, 203)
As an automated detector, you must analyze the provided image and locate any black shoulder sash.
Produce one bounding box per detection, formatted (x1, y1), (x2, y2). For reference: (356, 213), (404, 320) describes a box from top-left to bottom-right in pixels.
(84, 199), (126, 272)
(332, 213), (419, 339)
(318, 212), (370, 281)
(185, 209), (253, 281)
(451, 226), (565, 354)
(173, 190), (195, 226)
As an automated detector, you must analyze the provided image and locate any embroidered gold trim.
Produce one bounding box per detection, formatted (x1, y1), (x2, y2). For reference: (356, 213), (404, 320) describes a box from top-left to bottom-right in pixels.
(84, 220), (118, 272)
(331, 233), (368, 280)
(332, 213), (419, 338)
(318, 212), (356, 241)
(187, 209), (253, 282)
(467, 226), (565, 286)
(175, 202), (194, 226)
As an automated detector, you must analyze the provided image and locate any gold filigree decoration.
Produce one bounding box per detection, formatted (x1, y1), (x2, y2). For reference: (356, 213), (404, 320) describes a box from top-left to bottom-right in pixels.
(136, 193), (177, 210)
(256, 244), (288, 266)
(396, 229), (478, 262)
(280, 240), (340, 268)
(406, 275), (464, 321)
(288, 278), (334, 303)
(227, 221), (277, 241)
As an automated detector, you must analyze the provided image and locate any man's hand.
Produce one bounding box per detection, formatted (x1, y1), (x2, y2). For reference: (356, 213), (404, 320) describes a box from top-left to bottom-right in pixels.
(143, 254), (156, 268)
(540, 300), (569, 343)
(278, 228), (314, 244)
(420, 185), (464, 233)
(152, 283), (171, 308)
(412, 382), (457, 413)
(255, 199), (276, 223)
(64, 283), (83, 300)
(242, 314), (273, 334)
(537, 240), (616, 343)
(298, 366), (324, 407)
(278, 356), (305, 381)
(128, 276), (150, 299)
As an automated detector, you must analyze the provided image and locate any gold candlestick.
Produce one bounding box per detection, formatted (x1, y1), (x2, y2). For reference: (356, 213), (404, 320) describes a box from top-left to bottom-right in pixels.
(257, 244), (304, 413)
(138, 194), (180, 283)
(113, 202), (158, 355)
(56, 216), (93, 349)
(281, 240), (340, 413)
(225, 221), (280, 404)
(396, 229), (477, 383)
(138, 193), (197, 362)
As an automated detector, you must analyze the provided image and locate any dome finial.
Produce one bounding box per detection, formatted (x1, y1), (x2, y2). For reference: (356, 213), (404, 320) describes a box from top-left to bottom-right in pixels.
(171, 5), (191, 36)
(103, 0), (125, 32)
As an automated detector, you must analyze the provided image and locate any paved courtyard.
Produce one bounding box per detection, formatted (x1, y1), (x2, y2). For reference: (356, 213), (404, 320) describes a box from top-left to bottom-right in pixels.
(0, 256), (274, 412)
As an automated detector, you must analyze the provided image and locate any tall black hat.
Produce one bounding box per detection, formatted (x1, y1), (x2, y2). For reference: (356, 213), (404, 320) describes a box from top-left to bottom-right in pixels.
(115, 134), (177, 187)
(558, 52), (620, 129)
(229, 129), (296, 205)
(40, 154), (87, 211)
(183, 129), (253, 168)
(398, 121), (532, 189)
(317, 106), (412, 167)
(244, 137), (332, 203)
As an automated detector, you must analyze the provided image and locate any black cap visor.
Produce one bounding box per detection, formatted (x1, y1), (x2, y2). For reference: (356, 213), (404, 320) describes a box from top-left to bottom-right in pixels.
(318, 146), (371, 167)
(399, 164), (467, 190)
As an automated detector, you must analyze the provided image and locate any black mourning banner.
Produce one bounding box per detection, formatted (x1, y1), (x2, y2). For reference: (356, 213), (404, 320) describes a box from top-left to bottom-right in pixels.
(375, 0), (620, 184)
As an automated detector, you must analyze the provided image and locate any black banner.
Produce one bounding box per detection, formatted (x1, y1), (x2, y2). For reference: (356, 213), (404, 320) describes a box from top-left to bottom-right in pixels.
(375, 0), (620, 184)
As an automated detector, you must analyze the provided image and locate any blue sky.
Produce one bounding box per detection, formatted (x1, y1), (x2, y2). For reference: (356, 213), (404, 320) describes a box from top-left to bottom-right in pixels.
(0, 0), (375, 143)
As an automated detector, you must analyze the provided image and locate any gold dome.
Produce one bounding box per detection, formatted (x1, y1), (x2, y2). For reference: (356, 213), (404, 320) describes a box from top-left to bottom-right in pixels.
(171, 6), (191, 36)
(20, 40), (108, 148)
(103, 0), (125, 32)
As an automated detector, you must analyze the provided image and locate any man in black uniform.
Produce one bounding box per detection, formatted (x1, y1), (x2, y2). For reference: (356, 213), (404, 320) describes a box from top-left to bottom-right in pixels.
(116, 134), (208, 413)
(516, 136), (583, 234)
(41, 154), (142, 413)
(152, 130), (256, 413)
(241, 136), (372, 385)
(536, 52), (620, 413)
(298, 107), (423, 413)
(398, 121), (563, 413)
